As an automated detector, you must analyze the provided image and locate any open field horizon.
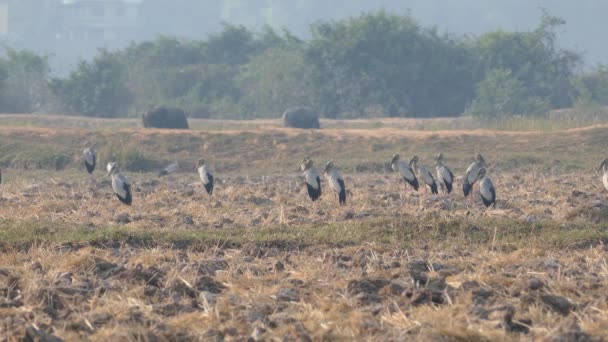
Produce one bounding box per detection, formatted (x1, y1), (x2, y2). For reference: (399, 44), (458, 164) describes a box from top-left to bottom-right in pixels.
(0, 115), (607, 340)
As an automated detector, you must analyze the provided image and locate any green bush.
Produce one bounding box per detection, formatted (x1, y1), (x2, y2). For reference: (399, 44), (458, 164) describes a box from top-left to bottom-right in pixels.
(49, 50), (133, 117)
(3, 10), (582, 120)
(237, 47), (314, 118)
(466, 69), (550, 118)
(0, 49), (51, 113)
(576, 65), (608, 105)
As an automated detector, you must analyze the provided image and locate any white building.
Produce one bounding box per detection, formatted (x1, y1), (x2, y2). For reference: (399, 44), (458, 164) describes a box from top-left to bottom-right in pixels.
(0, 0), (8, 35)
(60, 0), (141, 44)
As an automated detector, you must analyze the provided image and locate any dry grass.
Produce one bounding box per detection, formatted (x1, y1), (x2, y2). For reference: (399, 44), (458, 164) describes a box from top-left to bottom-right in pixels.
(0, 118), (607, 340)
(2, 106), (608, 132)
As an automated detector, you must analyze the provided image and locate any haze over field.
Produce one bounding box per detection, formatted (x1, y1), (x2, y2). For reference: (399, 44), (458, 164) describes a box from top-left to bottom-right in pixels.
(2, 0), (608, 74)
(1, 2), (608, 340)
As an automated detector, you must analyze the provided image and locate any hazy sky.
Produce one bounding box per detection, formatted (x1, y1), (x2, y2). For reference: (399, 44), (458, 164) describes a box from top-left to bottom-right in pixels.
(212, 0), (606, 67)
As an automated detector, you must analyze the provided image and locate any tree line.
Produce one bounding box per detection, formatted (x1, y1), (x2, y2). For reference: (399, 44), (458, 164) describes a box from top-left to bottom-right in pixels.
(1, 11), (608, 119)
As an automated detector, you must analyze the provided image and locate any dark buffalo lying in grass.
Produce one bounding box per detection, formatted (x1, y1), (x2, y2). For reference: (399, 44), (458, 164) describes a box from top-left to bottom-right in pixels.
(143, 106), (189, 129)
(282, 107), (320, 129)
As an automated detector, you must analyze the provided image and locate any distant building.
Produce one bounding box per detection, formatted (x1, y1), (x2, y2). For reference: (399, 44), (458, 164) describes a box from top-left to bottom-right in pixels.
(0, 0), (8, 35)
(59, 0), (141, 45)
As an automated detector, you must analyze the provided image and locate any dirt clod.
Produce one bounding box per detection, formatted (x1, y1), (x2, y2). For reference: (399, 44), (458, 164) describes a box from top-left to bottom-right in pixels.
(195, 276), (225, 294)
(347, 278), (389, 296)
(541, 295), (577, 316)
(276, 288), (299, 302)
(527, 277), (545, 291)
(113, 212), (131, 224)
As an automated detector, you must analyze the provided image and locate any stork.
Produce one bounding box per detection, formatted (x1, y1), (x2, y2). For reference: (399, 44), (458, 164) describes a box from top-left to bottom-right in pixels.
(107, 163), (132, 205)
(324, 161), (346, 205)
(196, 159), (214, 195)
(600, 158), (608, 192)
(463, 154), (487, 198)
(410, 156), (438, 195)
(391, 154), (419, 195)
(301, 157), (321, 201)
(106, 162), (116, 173)
(83, 142), (96, 175)
(158, 161), (181, 177)
(479, 169), (496, 208)
(436, 153), (454, 194)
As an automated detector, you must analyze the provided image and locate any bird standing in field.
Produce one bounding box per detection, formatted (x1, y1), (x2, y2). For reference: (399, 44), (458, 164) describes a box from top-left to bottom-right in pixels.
(107, 163), (132, 205)
(436, 153), (454, 194)
(599, 158), (608, 191)
(410, 155), (438, 195)
(478, 169), (496, 208)
(83, 142), (96, 175)
(196, 159), (214, 195)
(158, 161), (181, 177)
(463, 154), (488, 198)
(391, 154), (419, 195)
(106, 162), (116, 173)
(301, 157), (321, 201)
(324, 161), (346, 205)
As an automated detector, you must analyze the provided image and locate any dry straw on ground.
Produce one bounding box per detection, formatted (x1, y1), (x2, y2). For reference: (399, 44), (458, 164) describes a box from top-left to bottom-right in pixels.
(0, 118), (607, 340)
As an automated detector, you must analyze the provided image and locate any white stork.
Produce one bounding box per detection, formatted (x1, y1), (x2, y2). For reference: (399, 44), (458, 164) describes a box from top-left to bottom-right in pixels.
(324, 161), (346, 205)
(301, 158), (321, 201)
(436, 153), (454, 194)
(83, 142), (96, 175)
(196, 159), (214, 195)
(463, 154), (487, 198)
(600, 158), (608, 192)
(410, 156), (438, 195)
(391, 154), (419, 194)
(107, 163), (132, 205)
(479, 170), (496, 208)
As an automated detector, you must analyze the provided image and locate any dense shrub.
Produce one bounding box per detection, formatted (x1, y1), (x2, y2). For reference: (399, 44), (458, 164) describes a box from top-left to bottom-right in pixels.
(282, 107), (320, 129)
(49, 50), (132, 117)
(473, 14), (580, 111)
(576, 65), (608, 105)
(466, 69), (550, 118)
(0, 49), (51, 113)
(142, 106), (190, 129)
(1, 11), (589, 119)
(238, 47), (314, 118)
(306, 11), (477, 118)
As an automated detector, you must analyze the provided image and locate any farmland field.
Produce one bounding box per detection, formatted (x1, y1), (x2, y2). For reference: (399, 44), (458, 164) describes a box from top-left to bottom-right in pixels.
(0, 115), (607, 341)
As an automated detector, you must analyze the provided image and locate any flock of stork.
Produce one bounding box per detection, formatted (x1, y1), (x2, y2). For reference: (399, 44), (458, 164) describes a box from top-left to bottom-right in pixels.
(299, 154), (608, 208)
(0, 142), (608, 207)
(81, 142), (499, 209)
(0, 141), (606, 210)
(300, 153), (495, 208)
(85, 142), (215, 206)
